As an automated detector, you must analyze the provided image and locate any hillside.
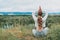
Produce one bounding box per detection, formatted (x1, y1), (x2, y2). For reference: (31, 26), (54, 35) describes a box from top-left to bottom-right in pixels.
(0, 15), (60, 40)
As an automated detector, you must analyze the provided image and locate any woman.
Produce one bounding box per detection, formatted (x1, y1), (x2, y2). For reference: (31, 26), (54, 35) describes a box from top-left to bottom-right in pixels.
(32, 6), (49, 37)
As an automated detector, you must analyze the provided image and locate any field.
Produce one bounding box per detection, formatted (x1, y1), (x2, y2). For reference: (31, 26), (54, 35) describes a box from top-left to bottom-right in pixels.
(0, 15), (60, 40)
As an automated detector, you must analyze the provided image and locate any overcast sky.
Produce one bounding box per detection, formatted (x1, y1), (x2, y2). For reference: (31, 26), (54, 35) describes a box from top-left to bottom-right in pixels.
(0, 0), (60, 12)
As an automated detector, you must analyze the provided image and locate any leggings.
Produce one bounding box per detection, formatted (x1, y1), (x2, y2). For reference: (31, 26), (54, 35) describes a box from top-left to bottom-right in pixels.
(32, 27), (49, 37)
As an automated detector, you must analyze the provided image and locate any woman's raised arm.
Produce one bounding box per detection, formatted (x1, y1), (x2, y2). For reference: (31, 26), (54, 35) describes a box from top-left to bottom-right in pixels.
(32, 11), (37, 21)
(42, 11), (48, 22)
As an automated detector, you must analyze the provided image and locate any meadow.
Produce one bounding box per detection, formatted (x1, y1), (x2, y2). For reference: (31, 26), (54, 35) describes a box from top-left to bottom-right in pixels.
(0, 15), (60, 40)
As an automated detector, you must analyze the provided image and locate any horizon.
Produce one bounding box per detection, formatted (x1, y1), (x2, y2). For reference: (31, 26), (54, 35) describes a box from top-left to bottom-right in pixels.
(0, 12), (60, 15)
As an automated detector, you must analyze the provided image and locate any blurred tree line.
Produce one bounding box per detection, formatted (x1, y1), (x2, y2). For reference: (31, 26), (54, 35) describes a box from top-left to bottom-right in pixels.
(0, 15), (34, 28)
(46, 15), (60, 28)
(0, 15), (60, 28)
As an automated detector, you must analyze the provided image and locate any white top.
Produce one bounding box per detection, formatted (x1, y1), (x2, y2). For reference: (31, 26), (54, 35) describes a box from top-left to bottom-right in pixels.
(32, 11), (48, 27)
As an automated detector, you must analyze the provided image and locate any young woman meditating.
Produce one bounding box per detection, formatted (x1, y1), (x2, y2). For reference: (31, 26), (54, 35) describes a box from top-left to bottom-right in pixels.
(32, 6), (49, 37)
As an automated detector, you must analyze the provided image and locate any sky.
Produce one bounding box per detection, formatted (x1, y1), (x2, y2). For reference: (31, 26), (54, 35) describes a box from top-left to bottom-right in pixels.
(0, 0), (60, 12)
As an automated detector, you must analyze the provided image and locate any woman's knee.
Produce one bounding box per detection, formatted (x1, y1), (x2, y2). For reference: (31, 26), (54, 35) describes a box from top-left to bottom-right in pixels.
(43, 27), (49, 35)
(32, 29), (36, 34)
(32, 29), (39, 36)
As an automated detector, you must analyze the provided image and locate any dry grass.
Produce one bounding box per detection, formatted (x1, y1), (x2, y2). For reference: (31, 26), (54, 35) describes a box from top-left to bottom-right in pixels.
(0, 23), (60, 40)
(5, 26), (23, 38)
(0, 20), (60, 40)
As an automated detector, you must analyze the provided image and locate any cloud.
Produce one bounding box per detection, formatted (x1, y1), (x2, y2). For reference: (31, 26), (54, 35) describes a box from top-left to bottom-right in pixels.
(0, 0), (60, 12)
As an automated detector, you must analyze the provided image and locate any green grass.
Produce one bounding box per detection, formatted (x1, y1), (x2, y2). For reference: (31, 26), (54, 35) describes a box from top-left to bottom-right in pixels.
(0, 15), (60, 40)
(0, 23), (60, 40)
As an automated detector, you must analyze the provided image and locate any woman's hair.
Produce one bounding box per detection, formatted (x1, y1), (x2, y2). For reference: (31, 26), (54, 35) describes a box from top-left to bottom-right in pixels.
(37, 7), (42, 30)
(38, 10), (42, 16)
(38, 15), (42, 29)
(38, 6), (42, 16)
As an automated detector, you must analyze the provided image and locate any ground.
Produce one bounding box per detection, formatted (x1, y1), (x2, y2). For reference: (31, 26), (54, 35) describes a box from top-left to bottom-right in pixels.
(0, 23), (60, 40)
(0, 15), (60, 40)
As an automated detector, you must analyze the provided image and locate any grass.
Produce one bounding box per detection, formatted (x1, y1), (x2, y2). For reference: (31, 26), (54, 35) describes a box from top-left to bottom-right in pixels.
(0, 15), (60, 40)
(0, 23), (60, 40)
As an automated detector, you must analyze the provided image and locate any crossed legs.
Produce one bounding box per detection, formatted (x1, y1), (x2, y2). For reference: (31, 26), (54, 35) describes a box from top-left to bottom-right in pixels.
(32, 27), (49, 37)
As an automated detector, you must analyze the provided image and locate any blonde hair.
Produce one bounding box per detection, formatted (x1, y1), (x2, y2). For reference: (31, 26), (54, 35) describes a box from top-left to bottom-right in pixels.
(37, 16), (42, 30)
(36, 6), (43, 31)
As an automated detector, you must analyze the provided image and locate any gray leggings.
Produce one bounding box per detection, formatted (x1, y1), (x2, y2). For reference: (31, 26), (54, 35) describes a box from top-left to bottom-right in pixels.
(32, 27), (49, 37)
